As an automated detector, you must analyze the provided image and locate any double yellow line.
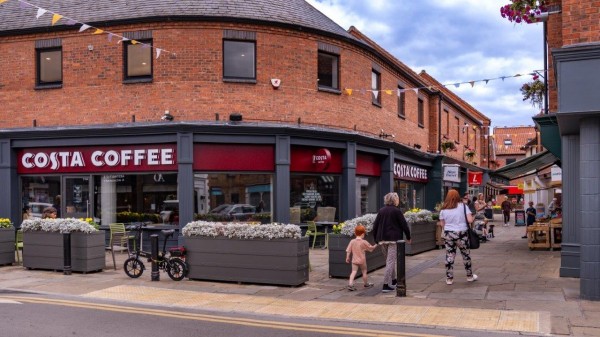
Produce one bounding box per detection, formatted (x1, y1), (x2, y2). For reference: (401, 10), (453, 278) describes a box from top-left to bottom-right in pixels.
(1, 295), (443, 337)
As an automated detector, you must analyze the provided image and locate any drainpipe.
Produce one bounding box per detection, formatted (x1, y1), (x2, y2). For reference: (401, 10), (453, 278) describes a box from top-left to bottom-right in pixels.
(543, 20), (549, 115)
(437, 93), (444, 153)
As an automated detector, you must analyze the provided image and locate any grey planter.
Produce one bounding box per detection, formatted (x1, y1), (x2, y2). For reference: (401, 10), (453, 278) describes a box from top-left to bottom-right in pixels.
(0, 228), (15, 266)
(23, 231), (106, 272)
(405, 220), (437, 255)
(185, 236), (309, 286)
(328, 233), (385, 278)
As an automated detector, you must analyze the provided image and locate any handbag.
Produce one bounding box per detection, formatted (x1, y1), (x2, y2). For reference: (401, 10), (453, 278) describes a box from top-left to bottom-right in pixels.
(464, 204), (480, 249)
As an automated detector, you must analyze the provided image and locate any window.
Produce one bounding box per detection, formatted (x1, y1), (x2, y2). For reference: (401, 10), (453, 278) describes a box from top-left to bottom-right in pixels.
(124, 39), (152, 81)
(36, 47), (62, 87)
(290, 175), (339, 224)
(223, 40), (256, 80)
(455, 116), (460, 142)
(371, 69), (381, 106)
(356, 176), (380, 215)
(444, 109), (449, 135)
(397, 85), (405, 118)
(418, 98), (424, 127)
(504, 139), (513, 145)
(318, 52), (339, 90)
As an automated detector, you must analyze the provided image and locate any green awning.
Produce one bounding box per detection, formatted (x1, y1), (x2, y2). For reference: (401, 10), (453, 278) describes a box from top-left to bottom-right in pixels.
(493, 150), (560, 180)
(533, 115), (561, 160)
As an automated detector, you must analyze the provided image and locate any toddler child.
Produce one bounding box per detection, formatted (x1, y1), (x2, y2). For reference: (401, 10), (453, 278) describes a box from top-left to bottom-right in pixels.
(346, 225), (378, 291)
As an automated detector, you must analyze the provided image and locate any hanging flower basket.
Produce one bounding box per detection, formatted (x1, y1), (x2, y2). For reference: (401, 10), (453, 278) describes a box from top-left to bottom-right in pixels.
(500, 0), (546, 24)
(465, 150), (476, 160)
(441, 141), (456, 153)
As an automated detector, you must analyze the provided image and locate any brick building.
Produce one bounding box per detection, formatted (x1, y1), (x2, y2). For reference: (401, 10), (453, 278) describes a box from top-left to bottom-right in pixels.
(0, 0), (491, 229)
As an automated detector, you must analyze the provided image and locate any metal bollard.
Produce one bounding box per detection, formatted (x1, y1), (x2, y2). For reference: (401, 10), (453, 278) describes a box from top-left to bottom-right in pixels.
(63, 233), (72, 275)
(150, 234), (160, 281)
(396, 240), (406, 297)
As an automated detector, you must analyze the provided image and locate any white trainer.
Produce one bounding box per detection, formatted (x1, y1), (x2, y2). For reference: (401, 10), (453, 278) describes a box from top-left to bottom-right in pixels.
(467, 274), (478, 282)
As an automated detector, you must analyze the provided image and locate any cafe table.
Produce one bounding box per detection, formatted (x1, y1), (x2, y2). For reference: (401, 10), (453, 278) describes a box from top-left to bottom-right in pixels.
(315, 221), (338, 249)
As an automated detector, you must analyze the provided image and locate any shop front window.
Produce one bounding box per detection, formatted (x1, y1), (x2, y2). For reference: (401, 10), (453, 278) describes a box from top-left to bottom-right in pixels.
(290, 175), (339, 224)
(194, 173), (272, 223)
(394, 180), (424, 212)
(94, 173), (178, 226)
(21, 176), (61, 219)
(356, 176), (379, 216)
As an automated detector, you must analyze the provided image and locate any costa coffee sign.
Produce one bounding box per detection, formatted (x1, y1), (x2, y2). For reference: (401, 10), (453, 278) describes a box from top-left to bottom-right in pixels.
(17, 145), (177, 174)
(393, 162), (428, 183)
(312, 148), (331, 171)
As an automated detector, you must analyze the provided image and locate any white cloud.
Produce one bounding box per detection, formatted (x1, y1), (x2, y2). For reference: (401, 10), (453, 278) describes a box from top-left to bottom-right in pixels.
(307, 0), (545, 127)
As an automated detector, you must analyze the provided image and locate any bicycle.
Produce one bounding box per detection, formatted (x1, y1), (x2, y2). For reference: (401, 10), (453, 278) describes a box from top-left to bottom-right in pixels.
(123, 223), (187, 281)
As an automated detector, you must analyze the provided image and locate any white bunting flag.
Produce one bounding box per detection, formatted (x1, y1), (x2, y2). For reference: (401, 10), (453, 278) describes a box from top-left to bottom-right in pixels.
(372, 91), (379, 100)
(156, 48), (162, 59)
(36, 8), (47, 19)
(79, 24), (91, 32)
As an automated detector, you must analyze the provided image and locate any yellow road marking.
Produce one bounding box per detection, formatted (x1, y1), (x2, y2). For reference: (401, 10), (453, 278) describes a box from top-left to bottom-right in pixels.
(1, 295), (443, 337)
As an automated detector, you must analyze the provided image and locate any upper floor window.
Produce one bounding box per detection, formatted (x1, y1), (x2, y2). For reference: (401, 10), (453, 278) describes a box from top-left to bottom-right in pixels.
(223, 40), (256, 80)
(418, 98), (424, 127)
(371, 69), (381, 106)
(124, 39), (152, 81)
(318, 52), (339, 90)
(397, 85), (405, 118)
(504, 139), (513, 145)
(444, 109), (449, 135)
(455, 116), (460, 142)
(35, 39), (62, 88)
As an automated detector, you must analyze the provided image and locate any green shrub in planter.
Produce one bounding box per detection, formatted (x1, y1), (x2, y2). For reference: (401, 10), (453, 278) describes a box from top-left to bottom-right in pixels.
(0, 218), (15, 266)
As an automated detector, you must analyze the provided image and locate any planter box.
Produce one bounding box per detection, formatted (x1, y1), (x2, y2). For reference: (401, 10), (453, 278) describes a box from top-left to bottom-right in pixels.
(23, 231), (106, 272)
(405, 220), (437, 255)
(185, 236), (309, 286)
(0, 228), (15, 266)
(328, 233), (385, 278)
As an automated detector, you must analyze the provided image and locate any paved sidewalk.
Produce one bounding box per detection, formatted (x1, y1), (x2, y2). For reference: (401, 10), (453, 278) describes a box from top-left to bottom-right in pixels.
(1, 214), (599, 336)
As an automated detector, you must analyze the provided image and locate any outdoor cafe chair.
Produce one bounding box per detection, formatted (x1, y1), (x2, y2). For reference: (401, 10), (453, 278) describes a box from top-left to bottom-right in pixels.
(307, 220), (328, 249)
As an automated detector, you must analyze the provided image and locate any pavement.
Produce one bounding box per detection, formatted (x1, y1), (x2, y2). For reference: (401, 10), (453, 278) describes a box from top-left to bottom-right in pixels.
(1, 213), (599, 336)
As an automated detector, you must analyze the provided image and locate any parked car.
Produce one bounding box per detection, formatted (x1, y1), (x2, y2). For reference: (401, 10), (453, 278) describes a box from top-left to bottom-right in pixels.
(28, 202), (53, 219)
(210, 204), (256, 221)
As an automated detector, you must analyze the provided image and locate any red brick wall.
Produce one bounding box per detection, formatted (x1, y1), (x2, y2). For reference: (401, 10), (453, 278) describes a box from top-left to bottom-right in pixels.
(561, 0), (600, 45)
(0, 22), (433, 150)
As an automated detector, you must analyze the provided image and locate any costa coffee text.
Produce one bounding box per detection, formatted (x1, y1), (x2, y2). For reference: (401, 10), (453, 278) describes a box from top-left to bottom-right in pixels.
(21, 148), (174, 170)
(393, 162), (428, 182)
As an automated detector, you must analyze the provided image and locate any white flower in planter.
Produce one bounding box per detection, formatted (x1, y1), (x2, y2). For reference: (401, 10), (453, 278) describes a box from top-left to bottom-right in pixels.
(21, 218), (98, 234)
(182, 221), (302, 240)
(403, 209), (433, 225)
(340, 214), (377, 236)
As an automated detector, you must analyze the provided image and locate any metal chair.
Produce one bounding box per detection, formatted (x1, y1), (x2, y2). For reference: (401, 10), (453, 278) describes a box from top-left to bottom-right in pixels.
(15, 230), (23, 264)
(107, 223), (134, 270)
(306, 220), (328, 249)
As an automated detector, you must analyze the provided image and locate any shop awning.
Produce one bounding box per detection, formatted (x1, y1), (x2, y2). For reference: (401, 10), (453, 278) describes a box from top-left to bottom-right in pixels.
(493, 150), (560, 180)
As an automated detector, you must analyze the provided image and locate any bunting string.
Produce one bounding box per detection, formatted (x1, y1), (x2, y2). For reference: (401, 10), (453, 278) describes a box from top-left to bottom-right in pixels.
(343, 71), (542, 96)
(2, 0), (175, 58)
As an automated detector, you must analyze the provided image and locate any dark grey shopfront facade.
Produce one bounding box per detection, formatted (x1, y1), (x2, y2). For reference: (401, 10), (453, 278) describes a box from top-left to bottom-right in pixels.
(0, 123), (440, 230)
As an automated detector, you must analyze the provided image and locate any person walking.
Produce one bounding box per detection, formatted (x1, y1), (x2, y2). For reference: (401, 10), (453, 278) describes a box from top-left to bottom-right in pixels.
(345, 225), (378, 291)
(22, 206), (32, 222)
(372, 192), (412, 293)
(42, 206), (58, 219)
(501, 196), (512, 226)
(438, 189), (477, 285)
(523, 201), (537, 239)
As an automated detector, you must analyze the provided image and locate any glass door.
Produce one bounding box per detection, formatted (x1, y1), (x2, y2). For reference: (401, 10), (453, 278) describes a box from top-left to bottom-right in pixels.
(63, 176), (92, 219)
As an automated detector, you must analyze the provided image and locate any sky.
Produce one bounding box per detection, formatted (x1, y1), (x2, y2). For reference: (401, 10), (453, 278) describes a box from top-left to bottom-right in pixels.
(306, 0), (545, 129)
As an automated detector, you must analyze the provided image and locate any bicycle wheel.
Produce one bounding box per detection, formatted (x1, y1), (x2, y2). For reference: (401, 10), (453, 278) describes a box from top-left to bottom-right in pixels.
(123, 257), (144, 278)
(166, 258), (186, 281)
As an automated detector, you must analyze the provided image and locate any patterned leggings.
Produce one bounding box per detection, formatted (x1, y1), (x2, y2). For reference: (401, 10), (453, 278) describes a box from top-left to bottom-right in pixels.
(379, 242), (397, 286)
(443, 230), (473, 279)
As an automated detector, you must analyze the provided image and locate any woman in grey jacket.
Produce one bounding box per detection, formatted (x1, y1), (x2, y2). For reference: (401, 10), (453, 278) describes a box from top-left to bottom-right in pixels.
(372, 192), (412, 293)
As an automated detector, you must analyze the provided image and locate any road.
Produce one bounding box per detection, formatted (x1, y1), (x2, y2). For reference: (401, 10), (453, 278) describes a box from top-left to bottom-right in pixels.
(0, 291), (523, 337)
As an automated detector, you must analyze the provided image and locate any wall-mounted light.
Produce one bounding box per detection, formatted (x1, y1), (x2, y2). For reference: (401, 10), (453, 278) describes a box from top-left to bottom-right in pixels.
(161, 110), (174, 121)
(229, 113), (242, 122)
(413, 144), (422, 150)
(379, 129), (395, 139)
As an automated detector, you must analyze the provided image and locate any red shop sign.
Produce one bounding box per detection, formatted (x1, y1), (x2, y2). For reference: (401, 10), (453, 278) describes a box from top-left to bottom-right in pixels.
(17, 144), (177, 174)
(468, 171), (483, 186)
(312, 148), (331, 171)
(290, 147), (342, 173)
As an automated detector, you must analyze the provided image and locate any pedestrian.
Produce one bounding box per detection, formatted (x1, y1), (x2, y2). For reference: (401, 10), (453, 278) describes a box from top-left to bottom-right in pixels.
(42, 206), (58, 219)
(548, 198), (557, 216)
(523, 201), (537, 239)
(372, 192), (412, 293)
(345, 225), (378, 291)
(438, 189), (478, 285)
(501, 195), (511, 226)
(22, 205), (32, 222)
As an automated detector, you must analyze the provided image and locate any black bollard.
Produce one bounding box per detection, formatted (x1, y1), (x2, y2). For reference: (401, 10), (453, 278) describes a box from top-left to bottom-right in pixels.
(396, 240), (406, 297)
(63, 233), (72, 275)
(150, 234), (159, 281)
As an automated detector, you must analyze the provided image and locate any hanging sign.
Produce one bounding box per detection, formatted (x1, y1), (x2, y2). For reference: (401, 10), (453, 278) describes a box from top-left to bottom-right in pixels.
(467, 171), (483, 186)
(312, 148), (331, 171)
(443, 164), (460, 183)
(551, 165), (562, 186)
